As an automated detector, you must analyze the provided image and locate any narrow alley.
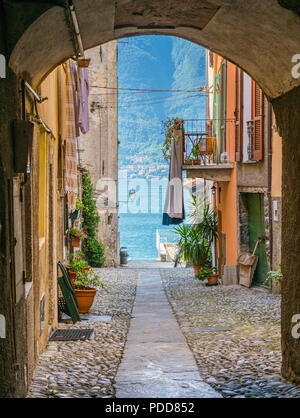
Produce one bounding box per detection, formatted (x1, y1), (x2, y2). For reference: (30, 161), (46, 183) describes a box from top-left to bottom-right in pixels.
(2, 0), (300, 401)
(28, 264), (300, 399)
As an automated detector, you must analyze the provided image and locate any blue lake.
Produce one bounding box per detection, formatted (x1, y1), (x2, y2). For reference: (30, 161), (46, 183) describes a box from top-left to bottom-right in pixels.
(119, 213), (179, 260)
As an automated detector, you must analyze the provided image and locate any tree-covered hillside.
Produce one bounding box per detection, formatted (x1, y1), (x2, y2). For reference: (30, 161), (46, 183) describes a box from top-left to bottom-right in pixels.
(117, 36), (206, 166)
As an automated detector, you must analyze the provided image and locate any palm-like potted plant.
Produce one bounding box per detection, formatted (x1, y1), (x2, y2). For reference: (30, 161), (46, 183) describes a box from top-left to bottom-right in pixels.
(174, 224), (211, 276)
(174, 196), (218, 281)
(73, 269), (107, 313)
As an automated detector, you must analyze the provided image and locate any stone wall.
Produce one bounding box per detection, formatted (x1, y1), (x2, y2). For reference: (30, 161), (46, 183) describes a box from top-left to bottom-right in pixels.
(79, 42), (119, 267)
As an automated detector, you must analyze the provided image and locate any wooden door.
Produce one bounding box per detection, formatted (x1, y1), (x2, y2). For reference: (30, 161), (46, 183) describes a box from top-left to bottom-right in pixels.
(247, 193), (268, 286)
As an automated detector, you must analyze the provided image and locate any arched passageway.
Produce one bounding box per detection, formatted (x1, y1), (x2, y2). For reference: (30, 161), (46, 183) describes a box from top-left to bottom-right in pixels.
(1, 0), (300, 395)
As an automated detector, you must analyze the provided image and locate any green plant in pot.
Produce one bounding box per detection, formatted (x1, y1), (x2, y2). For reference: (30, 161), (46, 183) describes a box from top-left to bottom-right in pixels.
(174, 224), (211, 276)
(68, 227), (88, 247)
(184, 156), (193, 165)
(66, 253), (90, 287)
(174, 196), (218, 279)
(191, 143), (201, 165)
(266, 265), (283, 294)
(197, 266), (218, 285)
(73, 269), (107, 314)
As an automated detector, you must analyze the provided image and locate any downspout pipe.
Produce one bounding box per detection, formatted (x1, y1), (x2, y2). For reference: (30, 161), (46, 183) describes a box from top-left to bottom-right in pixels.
(267, 101), (273, 271)
(68, 1), (85, 58)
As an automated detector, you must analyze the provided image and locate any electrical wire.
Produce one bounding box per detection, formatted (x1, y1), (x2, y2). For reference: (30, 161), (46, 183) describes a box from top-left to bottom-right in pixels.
(90, 86), (208, 93)
(91, 93), (205, 107)
(90, 94), (205, 110)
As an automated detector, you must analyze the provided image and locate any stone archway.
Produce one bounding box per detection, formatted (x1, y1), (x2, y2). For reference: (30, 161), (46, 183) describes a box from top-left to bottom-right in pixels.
(1, 0), (300, 390)
(8, 0), (300, 99)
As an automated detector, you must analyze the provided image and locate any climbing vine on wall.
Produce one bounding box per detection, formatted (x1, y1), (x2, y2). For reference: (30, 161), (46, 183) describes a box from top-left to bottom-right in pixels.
(81, 170), (106, 267)
(161, 117), (183, 162)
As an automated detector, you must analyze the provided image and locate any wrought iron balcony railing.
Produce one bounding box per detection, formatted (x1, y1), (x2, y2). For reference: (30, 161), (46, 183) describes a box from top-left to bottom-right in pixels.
(182, 118), (236, 167)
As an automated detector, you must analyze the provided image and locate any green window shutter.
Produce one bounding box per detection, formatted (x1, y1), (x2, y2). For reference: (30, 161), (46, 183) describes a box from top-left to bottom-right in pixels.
(220, 61), (227, 154)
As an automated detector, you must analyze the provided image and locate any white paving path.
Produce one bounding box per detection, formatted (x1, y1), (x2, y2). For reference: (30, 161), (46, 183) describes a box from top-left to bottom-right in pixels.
(114, 269), (221, 398)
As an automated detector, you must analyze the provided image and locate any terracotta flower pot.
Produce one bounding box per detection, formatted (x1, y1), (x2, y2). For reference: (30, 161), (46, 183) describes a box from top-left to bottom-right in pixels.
(208, 274), (219, 285)
(74, 288), (97, 313)
(193, 265), (202, 276)
(71, 237), (81, 247)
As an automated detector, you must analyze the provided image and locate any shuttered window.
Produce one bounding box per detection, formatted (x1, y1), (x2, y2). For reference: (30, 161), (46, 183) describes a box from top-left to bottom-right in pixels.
(252, 81), (264, 161)
(235, 67), (243, 161)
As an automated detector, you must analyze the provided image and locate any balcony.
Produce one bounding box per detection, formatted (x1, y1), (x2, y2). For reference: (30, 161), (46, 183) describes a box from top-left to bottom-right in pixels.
(182, 119), (235, 182)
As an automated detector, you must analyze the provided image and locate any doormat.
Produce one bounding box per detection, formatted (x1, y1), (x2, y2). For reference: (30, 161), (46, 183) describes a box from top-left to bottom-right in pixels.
(49, 328), (94, 342)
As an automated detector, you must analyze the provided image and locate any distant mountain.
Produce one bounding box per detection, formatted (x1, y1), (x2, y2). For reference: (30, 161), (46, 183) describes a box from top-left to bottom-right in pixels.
(117, 36), (206, 167)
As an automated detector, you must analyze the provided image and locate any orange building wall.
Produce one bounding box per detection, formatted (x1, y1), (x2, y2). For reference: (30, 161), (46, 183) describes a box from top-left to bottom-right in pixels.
(216, 61), (238, 267)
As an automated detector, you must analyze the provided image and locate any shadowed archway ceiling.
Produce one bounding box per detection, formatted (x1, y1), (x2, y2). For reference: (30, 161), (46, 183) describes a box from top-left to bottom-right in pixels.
(6, 0), (300, 99)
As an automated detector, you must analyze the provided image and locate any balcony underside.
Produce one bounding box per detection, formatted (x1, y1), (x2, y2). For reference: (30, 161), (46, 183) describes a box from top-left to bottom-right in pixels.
(183, 163), (234, 182)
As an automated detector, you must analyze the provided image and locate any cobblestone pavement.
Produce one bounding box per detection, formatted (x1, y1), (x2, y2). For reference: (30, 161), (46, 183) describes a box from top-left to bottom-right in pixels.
(27, 268), (137, 398)
(161, 268), (300, 398)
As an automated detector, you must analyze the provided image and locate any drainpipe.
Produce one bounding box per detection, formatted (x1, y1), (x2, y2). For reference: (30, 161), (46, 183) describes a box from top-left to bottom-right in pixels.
(68, 0), (85, 58)
(267, 102), (273, 271)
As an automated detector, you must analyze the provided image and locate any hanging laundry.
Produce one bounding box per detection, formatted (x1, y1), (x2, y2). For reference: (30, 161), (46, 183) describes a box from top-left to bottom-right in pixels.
(78, 67), (90, 134)
(64, 60), (78, 212)
(162, 124), (185, 225)
(69, 61), (90, 136)
(70, 60), (80, 137)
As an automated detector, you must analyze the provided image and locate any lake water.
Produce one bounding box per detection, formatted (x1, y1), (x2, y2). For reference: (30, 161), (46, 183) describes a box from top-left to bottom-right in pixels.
(118, 175), (193, 259)
(119, 213), (178, 260)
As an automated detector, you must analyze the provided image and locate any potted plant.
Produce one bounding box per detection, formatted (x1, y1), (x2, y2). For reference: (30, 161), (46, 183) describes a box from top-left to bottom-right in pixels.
(197, 266), (218, 285)
(191, 143), (201, 165)
(73, 269), (107, 313)
(68, 227), (88, 247)
(67, 257), (90, 287)
(174, 196), (218, 277)
(266, 265), (283, 294)
(174, 224), (211, 276)
(184, 156), (193, 165)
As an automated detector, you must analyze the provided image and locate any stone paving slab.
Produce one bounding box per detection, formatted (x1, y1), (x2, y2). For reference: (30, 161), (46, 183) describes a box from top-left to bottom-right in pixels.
(114, 270), (221, 398)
